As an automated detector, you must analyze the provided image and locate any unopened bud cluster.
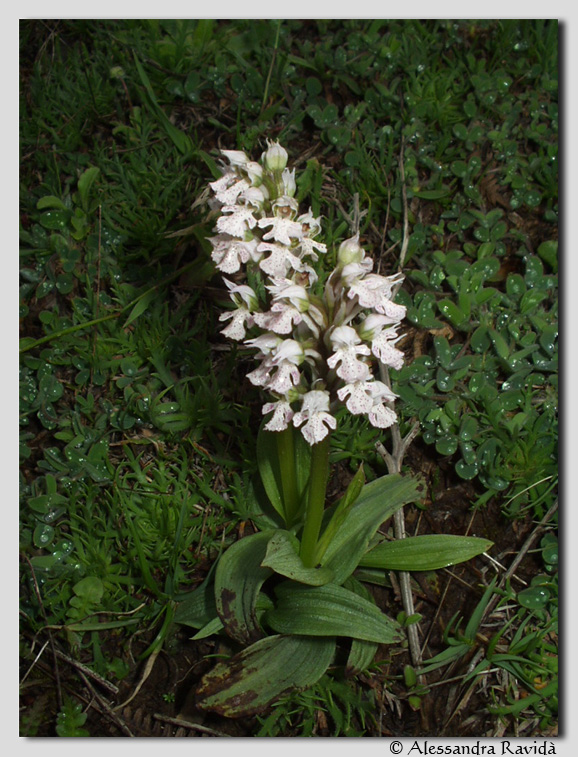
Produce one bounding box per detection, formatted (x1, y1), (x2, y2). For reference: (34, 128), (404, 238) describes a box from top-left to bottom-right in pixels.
(207, 141), (406, 445)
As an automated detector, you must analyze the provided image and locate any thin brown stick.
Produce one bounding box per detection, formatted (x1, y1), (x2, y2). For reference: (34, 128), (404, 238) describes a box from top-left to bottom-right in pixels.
(482, 499), (558, 621)
(373, 138), (423, 671)
(76, 670), (135, 737)
(396, 140), (410, 274)
(153, 713), (229, 737)
(54, 649), (119, 696)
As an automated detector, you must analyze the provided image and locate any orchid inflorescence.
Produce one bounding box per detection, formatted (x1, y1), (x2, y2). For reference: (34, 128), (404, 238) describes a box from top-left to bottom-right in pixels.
(207, 141), (407, 446)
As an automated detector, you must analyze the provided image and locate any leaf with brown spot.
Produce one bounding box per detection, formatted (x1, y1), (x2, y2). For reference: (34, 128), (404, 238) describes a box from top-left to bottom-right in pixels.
(214, 530), (275, 645)
(195, 634), (336, 718)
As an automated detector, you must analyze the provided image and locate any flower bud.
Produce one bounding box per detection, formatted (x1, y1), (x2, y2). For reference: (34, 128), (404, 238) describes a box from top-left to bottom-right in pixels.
(282, 168), (296, 197)
(337, 234), (364, 266)
(264, 140), (288, 171)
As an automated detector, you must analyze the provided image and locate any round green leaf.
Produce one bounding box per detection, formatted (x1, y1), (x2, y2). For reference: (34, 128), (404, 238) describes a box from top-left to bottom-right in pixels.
(435, 436), (458, 456)
(455, 460), (479, 480)
(453, 123), (468, 140)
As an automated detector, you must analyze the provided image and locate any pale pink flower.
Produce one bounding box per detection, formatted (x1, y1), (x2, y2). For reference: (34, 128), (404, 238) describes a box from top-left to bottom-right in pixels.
(360, 315), (405, 371)
(209, 176), (250, 205)
(252, 302), (303, 335)
(210, 236), (259, 273)
(245, 333), (282, 355)
(244, 161), (264, 184)
(298, 209), (323, 238)
(327, 325), (372, 383)
(257, 243), (301, 278)
(299, 236), (327, 261)
(246, 358), (274, 387)
(240, 185), (268, 208)
(263, 399), (294, 431)
(367, 381), (399, 428)
(216, 205), (258, 238)
(271, 338), (305, 367)
(337, 381), (375, 415)
(267, 278), (309, 311)
(267, 360), (301, 395)
(219, 309), (253, 341)
(258, 215), (303, 246)
(292, 390), (337, 445)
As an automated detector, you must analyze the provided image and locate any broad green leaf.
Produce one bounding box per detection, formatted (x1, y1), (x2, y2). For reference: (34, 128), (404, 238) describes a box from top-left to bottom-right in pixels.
(519, 289), (547, 315)
(72, 576), (104, 604)
(346, 637), (379, 675)
(39, 210), (72, 230)
(214, 530), (274, 644)
(174, 569), (218, 630)
(261, 531), (334, 586)
(266, 582), (403, 644)
(195, 634), (335, 718)
(320, 474), (424, 584)
(343, 576), (379, 674)
(359, 535), (493, 572)
(459, 416), (478, 441)
(314, 464), (365, 563)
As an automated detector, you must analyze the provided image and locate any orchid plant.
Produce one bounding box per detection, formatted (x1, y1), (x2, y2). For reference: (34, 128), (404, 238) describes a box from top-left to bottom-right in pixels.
(175, 142), (493, 718)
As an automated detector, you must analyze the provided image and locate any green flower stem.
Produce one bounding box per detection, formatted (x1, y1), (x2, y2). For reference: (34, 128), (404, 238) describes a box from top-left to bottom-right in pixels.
(277, 427), (299, 525)
(300, 434), (331, 568)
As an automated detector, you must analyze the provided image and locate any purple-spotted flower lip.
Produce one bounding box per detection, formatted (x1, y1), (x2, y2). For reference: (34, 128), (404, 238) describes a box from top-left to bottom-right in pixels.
(292, 389), (337, 445)
(262, 398), (294, 432)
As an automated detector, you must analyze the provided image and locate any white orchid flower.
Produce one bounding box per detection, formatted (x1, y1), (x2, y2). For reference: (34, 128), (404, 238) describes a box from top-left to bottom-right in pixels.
(210, 236), (259, 273)
(258, 215), (303, 246)
(216, 205), (258, 238)
(366, 381), (399, 428)
(327, 325), (372, 382)
(292, 390), (337, 445)
(359, 315), (405, 371)
(208, 141), (407, 445)
(219, 308), (254, 341)
(220, 149), (249, 167)
(257, 242), (301, 278)
(336, 381), (375, 415)
(263, 399), (294, 432)
(282, 167), (296, 196)
(252, 302), (303, 335)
